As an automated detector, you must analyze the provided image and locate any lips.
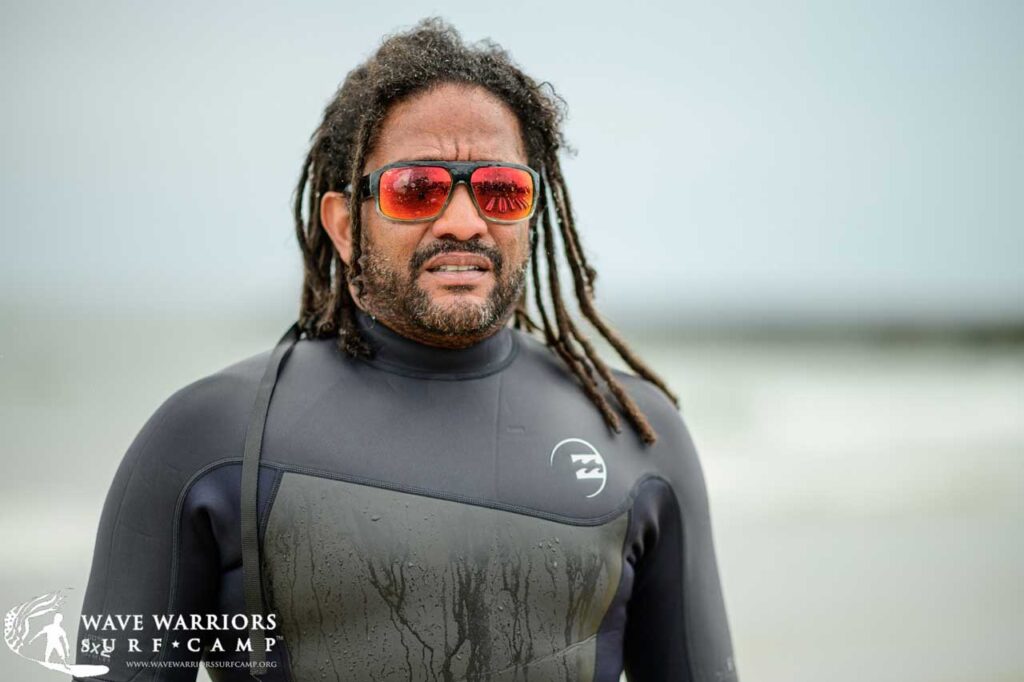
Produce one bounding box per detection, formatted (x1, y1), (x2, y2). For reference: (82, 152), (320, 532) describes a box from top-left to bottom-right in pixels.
(420, 251), (494, 287)
(423, 252), (493, 273)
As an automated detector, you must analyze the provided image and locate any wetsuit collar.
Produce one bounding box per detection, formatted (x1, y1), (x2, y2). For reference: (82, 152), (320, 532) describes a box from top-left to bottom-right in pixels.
(354, 308), (517, 379)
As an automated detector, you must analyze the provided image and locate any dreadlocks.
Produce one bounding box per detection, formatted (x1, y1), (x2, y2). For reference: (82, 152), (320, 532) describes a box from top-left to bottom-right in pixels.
(293, 18), (677, 445)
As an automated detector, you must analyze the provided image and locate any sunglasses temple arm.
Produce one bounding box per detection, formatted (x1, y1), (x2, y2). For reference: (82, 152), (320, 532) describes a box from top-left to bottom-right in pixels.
(338, 177), (373, 200)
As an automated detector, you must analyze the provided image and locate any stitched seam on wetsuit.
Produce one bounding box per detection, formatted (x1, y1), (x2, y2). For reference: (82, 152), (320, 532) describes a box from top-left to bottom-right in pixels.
(161, 456), (245, 675)
(619, 477), (688, 680)
(664, 478), (698, 682)
(355, 330), (520, 381)
(592, 502), (637, 678)
(258, 467), (284, 548)
(628, 478), (672, 601)
(453, 633), (599, 682)
(261, 460), (672, 529)
(256, 466), (285, 673)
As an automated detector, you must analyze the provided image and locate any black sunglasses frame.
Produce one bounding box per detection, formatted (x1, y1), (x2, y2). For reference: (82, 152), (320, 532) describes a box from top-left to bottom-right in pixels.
(349, 160), (541, 225)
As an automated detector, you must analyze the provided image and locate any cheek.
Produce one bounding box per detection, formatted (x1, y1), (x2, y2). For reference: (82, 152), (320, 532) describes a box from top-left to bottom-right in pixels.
(361, 211), (422, 265)
(511, 224), (533, 269)
(495, 223), (532, 266)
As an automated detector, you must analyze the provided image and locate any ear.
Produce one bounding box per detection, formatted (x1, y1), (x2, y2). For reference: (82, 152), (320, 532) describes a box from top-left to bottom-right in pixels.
(320, 191), (353, 265)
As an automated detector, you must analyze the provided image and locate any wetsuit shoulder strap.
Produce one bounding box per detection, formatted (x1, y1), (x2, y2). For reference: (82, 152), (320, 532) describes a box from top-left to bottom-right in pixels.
(241, 321), (301, 677)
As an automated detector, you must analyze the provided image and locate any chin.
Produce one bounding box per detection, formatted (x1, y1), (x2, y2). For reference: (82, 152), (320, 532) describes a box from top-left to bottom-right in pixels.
(430, 290), (490, 307)
(419, 299), (498, 336)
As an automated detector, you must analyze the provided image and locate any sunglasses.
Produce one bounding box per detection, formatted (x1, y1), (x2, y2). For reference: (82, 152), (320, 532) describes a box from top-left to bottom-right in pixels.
(349, 160), (540, 224)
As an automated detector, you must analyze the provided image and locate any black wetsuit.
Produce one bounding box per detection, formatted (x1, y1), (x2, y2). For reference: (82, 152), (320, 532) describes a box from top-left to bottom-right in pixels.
(75, 310), (738, 681)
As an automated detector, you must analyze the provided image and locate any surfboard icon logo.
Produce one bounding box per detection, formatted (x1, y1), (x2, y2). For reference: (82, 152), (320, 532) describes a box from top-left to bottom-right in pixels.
(4, 589), (109, 678)
(549, 437), (608, 498)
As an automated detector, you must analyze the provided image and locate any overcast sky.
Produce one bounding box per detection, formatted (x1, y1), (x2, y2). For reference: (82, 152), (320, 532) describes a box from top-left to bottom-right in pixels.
(2, 0), (1021, 325)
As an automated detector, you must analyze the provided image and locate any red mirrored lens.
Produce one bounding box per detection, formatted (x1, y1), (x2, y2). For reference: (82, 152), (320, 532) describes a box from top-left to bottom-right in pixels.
(378, 166), (452, 220)
(471, 166), (535, 221)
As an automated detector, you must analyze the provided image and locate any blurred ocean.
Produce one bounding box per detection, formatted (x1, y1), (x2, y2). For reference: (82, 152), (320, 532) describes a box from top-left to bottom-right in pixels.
(1, 311), (1021, 682)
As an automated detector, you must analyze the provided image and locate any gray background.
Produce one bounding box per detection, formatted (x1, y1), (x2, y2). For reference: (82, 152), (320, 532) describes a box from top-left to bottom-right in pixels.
(2, 1), (1021, 681)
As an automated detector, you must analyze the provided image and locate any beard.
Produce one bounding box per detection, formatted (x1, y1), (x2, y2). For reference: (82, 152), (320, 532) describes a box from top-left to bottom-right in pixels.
(356, 236), (528, 342)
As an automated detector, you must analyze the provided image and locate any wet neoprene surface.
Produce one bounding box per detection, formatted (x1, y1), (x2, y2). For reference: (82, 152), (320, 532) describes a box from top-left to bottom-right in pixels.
(75, 310), (739, 681)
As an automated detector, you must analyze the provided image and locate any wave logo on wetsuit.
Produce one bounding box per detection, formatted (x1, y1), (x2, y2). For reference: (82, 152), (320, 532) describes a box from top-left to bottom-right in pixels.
(549, 437), (608, 498)
(3, 589), (109, 678)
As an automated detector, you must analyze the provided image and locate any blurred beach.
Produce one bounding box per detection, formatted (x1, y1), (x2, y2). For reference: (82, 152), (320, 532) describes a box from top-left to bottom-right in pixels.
(1, 311), (1020, 681)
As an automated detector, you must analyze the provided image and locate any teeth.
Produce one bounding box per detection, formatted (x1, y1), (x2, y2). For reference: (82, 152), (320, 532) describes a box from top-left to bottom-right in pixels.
(434, 265), (481, 272)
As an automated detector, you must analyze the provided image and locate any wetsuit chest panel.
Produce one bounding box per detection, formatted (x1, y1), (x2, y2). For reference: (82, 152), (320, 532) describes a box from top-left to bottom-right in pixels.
(262, 470), (629, 681)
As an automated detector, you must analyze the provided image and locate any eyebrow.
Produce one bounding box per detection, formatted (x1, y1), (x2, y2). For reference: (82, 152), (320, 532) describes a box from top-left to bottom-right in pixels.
(397, 156), (507, 163)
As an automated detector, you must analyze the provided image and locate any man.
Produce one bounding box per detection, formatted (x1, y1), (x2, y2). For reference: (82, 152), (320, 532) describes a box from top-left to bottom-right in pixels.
(76, 19), (738, 682)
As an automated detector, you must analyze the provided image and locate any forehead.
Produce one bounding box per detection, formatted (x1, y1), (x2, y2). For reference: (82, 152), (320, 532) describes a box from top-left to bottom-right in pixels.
(365, 83), (527, 169)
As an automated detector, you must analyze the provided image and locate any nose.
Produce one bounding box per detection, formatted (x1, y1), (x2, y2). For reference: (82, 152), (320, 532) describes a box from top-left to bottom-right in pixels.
(430, 183), (488, 241)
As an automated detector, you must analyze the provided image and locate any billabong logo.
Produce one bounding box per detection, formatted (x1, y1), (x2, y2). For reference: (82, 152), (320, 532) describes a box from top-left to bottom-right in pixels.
(4, 589), (109, 677)
(549, 438), (607, 498)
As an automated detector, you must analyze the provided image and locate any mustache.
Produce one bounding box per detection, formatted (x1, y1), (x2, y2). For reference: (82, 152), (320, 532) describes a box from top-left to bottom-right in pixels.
(409, 238), (504, 276)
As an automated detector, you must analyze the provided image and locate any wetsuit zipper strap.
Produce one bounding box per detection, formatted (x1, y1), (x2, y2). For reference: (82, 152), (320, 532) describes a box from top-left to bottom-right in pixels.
(241, 321), (301, 677)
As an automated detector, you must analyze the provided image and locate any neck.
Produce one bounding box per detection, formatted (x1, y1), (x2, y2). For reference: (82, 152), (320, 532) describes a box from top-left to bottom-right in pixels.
(353, 308), (517, 379)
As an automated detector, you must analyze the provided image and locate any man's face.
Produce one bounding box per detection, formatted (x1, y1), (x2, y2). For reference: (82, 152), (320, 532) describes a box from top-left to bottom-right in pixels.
(321, 83), (533, 348)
